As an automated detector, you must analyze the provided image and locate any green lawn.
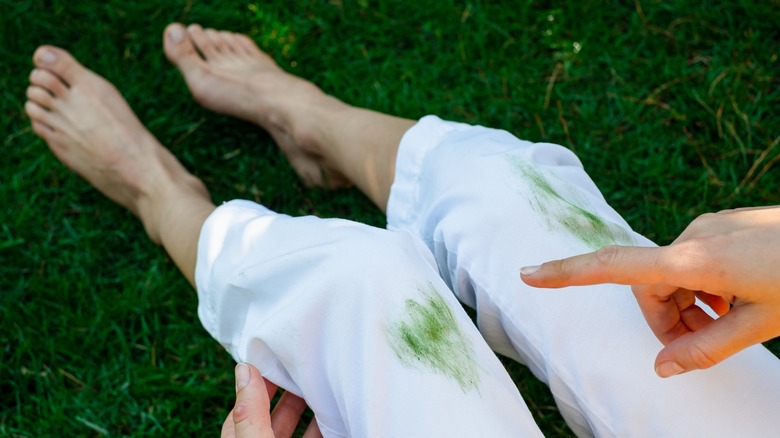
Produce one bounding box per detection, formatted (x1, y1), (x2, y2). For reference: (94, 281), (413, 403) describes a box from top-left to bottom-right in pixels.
(2, 1), (778, 436)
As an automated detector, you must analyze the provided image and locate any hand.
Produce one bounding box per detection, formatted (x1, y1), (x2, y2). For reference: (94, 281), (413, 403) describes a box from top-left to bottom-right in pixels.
(520, 206), (780, 377)
(221, 362), (322, 438)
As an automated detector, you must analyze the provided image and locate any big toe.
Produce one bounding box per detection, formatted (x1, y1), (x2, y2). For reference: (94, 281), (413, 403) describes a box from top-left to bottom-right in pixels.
(164, 23), (205, 74)
(33, 46), (87, 86)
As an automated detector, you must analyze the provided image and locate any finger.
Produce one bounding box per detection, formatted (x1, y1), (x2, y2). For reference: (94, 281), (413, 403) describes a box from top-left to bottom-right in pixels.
(271, 391), (309, 438)
(264, 378), (278, 402)
(654, 304), (772, 377)
(632, 285), (692, 344)
(302, 417), (323, 438)
(695, 290), (730, 317)
(676, 293), (716, 332)
(520, 245), (670, 288)
(221, 410), (236, 438)
(232, 363), (274, 438)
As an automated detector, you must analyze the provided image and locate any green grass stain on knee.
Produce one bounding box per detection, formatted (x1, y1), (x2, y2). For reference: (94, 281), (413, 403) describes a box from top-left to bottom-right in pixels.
(559, 204), (633, 248)
(387, 284), (479, 393)
(508, 156), (633, 249)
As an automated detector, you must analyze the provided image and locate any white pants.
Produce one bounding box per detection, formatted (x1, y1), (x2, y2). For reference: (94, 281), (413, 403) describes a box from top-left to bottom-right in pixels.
(195, 116), (780, 437)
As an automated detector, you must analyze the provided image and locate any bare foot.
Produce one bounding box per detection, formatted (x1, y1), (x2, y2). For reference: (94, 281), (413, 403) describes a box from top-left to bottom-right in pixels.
(25, 46), (208, 243)
(163, 23), (349, 188)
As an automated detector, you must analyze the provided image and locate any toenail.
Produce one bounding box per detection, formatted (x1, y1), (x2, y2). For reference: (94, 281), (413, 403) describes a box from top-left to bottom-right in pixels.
(38, 49), (57, 65)
(168, 27), (184, 43)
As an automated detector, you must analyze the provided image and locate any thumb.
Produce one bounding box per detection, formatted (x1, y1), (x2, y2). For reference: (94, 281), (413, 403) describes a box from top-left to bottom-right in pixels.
(232, 363), (274, 438)
(521, 245), (667, 288)
(654, 306), (768, 377)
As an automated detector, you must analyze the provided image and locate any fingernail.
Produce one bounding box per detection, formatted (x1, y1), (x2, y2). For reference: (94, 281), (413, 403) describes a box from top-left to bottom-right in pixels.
(235, 363), (250, 391)
(167, 27), (183, 43)
(520, 265), (541, 276)
(38, 49), (57, 65)
(655, 361), (685, 378)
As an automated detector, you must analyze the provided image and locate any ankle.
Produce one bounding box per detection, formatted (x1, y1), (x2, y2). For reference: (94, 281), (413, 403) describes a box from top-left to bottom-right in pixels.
(287, 94), (350, 164)
(135, 155), (210, 245)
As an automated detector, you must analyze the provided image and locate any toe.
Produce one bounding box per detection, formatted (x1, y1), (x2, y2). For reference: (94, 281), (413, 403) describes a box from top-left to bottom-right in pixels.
(24, 101), (57, 131)
(31, 120), (56, 141)
(29, 68), (68, 97)
(219, 32), (238, 54)
(33, 45), (87, 87)
(222, 31), (252, 55)
(204, 28), (228, 54)
(235, 33), (262, 56)
(26, 85), (55, 110)
(164, 22), (207, 72)
(24, 100), (65, 135)
(187, 24), (219, 59)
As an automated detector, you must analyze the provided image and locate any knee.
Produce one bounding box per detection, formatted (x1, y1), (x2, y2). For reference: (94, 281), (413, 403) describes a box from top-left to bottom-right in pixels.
(199, 212), (440, 310)
(327, 226), (437, 283)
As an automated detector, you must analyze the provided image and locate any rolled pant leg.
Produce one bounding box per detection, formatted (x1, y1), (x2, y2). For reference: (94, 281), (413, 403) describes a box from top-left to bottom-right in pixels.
(195, 200), (542, 437)
(386, 116), (780, 437)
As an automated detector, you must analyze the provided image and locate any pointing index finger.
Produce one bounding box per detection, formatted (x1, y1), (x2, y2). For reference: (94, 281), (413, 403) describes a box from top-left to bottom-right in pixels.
(521, 245), (672, 288)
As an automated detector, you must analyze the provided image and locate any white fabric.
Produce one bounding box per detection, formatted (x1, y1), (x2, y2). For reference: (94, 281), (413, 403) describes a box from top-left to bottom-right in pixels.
(195, 200), (542, 437)
(386, 115), (780, 437)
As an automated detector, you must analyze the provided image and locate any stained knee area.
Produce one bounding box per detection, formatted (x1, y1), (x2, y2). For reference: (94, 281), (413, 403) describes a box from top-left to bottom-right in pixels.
(386, 284), (480, 393)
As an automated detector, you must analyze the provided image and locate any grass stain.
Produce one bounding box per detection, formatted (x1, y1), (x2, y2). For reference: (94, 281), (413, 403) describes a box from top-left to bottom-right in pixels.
(508, 156), (633, 249)
(387, 284), (479, 393)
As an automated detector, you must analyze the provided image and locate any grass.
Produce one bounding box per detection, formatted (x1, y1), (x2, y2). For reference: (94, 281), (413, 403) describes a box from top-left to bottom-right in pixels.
(1, 0), (778, 436)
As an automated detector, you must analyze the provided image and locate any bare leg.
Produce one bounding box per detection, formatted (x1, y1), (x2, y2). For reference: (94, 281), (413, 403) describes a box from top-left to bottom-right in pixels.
(24, 46), (214, 287)
(163, 23), (412, 211)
